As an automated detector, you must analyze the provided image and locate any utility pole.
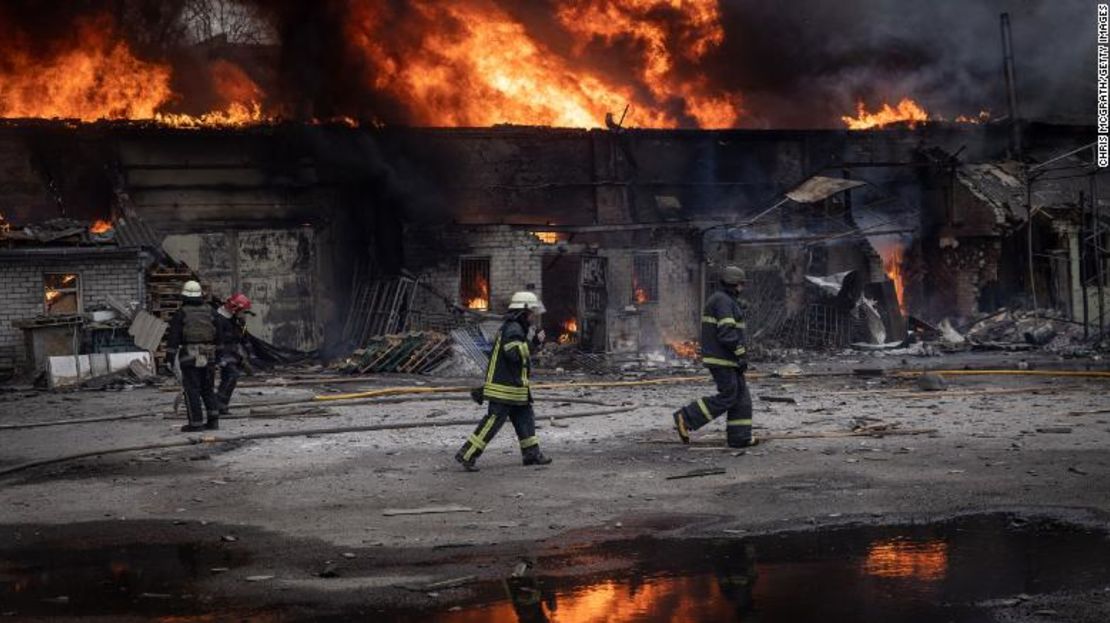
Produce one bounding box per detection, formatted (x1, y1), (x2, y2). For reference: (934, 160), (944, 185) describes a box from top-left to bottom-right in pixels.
(1001, 13), (1022, 158)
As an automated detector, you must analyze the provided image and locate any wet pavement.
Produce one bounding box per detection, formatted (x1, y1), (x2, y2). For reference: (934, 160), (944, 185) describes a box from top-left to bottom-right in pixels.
(395, 514), (1110, 622)
(3, 514), (1109, 621)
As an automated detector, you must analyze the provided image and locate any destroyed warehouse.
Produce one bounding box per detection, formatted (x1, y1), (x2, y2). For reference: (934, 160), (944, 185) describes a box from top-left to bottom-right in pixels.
(0, 119), (1106, 379)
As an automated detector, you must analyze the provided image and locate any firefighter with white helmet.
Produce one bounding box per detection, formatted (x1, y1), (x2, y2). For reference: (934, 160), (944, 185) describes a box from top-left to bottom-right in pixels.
(166, 280), (221, 432)
(455, 291), (553, 471)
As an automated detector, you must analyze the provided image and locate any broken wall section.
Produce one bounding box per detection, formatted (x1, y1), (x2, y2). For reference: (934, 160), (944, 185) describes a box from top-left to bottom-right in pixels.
(0, 250), (147, 371)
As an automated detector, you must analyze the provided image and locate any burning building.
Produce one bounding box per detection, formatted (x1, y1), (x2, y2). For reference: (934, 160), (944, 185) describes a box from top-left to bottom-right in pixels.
(0, 1), (1105, 375)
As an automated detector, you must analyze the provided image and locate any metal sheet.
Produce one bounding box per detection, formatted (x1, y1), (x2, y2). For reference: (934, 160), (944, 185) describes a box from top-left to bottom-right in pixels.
(785, 176), (866, 203)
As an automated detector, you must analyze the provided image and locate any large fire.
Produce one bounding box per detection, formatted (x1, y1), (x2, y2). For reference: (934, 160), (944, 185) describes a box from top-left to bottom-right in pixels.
(0, 15), (270, 127)
(344, 0), (740, 128)
(842, 98), (929, 130)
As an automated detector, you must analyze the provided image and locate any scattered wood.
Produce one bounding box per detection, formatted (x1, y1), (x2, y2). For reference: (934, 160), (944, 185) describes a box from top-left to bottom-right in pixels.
(423, 575), (477, 590)
(382, 505), (474, 517)
(1035, 426), (1072, 434)
(666, 467), (727, 480)
(639, 427), (938, 447)
(759, 395), (797, 404)
(1058, 407), (1110, 418)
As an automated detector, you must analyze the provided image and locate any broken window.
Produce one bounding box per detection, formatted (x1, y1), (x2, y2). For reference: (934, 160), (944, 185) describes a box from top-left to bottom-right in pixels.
(632, 253), (659, 304)
(44, 273), (80, 315)
(460, 257), (491, 310)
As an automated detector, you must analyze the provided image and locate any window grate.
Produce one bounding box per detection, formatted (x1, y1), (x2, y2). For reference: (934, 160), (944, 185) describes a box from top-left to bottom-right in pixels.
(632, 253), (659, 304)
(460, 257), (491, 311)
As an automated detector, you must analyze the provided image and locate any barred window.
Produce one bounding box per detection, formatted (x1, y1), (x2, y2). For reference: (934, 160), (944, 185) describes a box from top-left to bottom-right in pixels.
(44, 273), (80, 315)
(460, 257), (491, 311)
(632, 253), (659, 304)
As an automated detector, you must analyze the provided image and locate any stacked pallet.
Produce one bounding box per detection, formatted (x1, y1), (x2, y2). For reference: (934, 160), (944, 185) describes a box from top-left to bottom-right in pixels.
(145, 266), (201, 364)
(344, 332), (452, 374)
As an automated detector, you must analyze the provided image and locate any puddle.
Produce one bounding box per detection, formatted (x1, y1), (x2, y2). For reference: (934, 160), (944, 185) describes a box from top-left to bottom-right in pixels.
(2, 514), (1109, 621)
(400, 514), (1110, 622)
(0, 537), (250, 619)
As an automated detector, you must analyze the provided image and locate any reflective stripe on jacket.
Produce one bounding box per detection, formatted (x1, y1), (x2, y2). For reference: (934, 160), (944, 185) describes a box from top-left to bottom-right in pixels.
(483, 318), (532, 405)
(699, 288), (748, 368)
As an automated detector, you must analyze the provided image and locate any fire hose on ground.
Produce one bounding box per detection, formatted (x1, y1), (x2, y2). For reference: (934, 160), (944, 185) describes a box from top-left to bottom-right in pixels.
(0, 401), (640, 479)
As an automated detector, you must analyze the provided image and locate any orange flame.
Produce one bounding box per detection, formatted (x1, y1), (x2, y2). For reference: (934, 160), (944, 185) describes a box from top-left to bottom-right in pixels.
(89, 219), (113, 234)
(465, 274), (490, 310)
(842, 98), (929, 130)
(668, 340), (698, 359)
(954, 109), (991, 124)
(0, 16), (173, 121)
(533, 231), (561, 244)
(558, 317), (579, 344)
(876, 243), (907, 315)
(344, 0), (740, 128)
(0, 15), (273, 127)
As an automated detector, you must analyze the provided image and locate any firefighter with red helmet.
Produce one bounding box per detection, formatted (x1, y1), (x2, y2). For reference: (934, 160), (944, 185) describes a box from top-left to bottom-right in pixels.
(214, 293), (253, 418)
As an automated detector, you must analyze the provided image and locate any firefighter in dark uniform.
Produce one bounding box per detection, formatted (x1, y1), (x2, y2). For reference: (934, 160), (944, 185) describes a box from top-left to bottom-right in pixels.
(673, 266), (757, 448)
(214, 293), (252, 415)
(455, 291), (553, 471)
(166, 280), (221, 432)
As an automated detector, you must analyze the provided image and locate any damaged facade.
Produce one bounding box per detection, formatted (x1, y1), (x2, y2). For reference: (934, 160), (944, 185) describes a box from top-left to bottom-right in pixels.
(0, 121), (1106, 375)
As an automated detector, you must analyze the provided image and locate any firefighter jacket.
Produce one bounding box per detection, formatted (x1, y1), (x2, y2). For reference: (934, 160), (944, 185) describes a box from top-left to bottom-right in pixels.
(215, 307), (249, 363)
(700, 287), (748, 368)
(167, 299), (218, 367)
(482, 316), (537, 405)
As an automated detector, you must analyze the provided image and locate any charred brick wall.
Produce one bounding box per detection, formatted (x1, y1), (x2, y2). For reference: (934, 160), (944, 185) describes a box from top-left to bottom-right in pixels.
(0, 252), (146, 371)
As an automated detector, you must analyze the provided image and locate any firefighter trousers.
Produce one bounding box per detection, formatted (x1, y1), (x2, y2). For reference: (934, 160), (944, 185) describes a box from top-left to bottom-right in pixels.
(457, 401), (541, 463)
(181, 364), (220, 426)
(216, 361), (243, 410)
(678, 366), (752, 446)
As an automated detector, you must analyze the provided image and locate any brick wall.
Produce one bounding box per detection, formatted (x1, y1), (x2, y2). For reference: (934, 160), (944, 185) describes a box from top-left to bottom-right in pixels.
(407, 226), (547, 315)
(406, 225), (701, 351)
(0, 254), (146, 371)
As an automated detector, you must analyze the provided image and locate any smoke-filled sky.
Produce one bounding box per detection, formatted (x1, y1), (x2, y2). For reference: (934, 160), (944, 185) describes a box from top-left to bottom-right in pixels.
(0, 0), (1095, 128)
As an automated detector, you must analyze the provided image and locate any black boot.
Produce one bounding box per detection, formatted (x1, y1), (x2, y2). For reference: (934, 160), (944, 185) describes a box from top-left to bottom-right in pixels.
(455, 451), (480, 472)
(204, 418), (219, 431)
(522, 448), (552, 466)
(180, 423), (204, 432)
(728, 436), (760, 449)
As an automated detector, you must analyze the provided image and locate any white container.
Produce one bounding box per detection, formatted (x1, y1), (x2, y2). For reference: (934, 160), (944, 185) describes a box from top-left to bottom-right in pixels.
(90, 310), (118, 322)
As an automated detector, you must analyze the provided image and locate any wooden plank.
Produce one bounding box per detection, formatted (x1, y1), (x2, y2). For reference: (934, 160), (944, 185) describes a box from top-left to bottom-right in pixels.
(382, 505), (474, 517)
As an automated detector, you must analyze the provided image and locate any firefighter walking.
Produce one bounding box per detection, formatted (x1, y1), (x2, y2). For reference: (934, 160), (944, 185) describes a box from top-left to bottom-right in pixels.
(673, 266), (757, 448)
(455, 291), (553, 471)
(214, 293), (252, 415)
(167, 280), (221, 432)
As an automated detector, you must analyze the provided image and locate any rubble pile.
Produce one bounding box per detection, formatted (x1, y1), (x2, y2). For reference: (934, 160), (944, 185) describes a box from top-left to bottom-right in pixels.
(963, 309), (1106, 354)
(532, 342), (613, 374)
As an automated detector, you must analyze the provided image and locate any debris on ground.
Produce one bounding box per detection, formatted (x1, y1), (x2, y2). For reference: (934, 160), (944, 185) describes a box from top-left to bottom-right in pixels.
(339, 332), (452, 374)
(916, 373), (948, 392)
(963, 309), (1104, 355)
(382, 505), (474, 517)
